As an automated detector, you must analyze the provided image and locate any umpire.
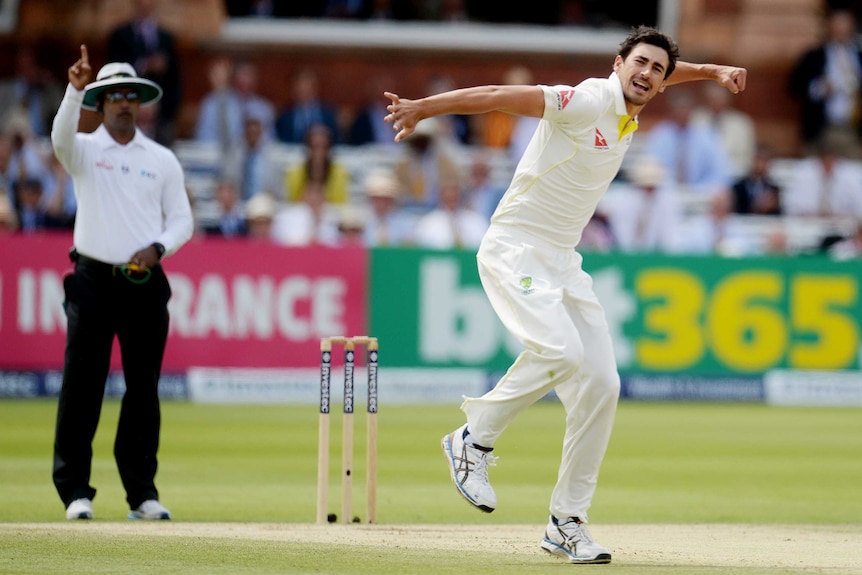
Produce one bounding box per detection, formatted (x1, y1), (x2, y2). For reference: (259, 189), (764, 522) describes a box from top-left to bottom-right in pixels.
(51, 45), (193, 521)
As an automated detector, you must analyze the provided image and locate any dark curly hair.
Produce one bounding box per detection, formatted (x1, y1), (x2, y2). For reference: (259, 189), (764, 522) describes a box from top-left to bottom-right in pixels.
(618, 25), (680, 79)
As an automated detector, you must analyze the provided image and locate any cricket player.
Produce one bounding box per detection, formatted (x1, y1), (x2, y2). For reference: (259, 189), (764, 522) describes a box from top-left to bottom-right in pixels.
(385, 25), (746, 564)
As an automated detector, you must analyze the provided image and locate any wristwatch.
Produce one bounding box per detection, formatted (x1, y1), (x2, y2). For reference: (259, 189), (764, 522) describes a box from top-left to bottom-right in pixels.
(152, 242), (166, 260)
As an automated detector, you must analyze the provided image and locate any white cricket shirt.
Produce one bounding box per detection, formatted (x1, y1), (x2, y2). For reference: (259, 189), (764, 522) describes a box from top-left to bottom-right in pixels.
(491, 72), (638, 250)
(51, 84), (193, 264)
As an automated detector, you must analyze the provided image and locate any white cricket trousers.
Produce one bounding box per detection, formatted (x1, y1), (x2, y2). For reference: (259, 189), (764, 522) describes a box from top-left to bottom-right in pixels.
(463, 225), (621, 522)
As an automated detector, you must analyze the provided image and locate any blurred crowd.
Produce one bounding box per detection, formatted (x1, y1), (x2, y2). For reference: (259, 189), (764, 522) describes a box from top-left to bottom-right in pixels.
(2, 1), (862, 261)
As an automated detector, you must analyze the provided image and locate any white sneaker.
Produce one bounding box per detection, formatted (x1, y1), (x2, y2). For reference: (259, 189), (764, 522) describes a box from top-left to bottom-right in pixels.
(441, 423), (497, 512)
(541, 515), (611, 564)
(128, 499), (171, 520)
(65, 498), (93, 520)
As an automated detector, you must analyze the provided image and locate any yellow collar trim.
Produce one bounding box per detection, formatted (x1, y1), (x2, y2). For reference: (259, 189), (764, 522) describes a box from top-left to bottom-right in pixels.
(618, 114), (638, 139)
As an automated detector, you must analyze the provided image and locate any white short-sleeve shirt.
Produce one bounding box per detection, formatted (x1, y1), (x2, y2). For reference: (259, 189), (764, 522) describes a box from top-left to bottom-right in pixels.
(491, 73), (637, 250)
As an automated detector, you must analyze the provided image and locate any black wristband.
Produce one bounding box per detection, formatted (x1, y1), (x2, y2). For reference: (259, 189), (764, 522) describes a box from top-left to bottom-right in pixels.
(152, 242), (166, 260)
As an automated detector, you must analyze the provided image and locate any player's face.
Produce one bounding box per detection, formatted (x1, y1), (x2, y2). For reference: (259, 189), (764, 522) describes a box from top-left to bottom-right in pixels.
(614, 44), (669, 109)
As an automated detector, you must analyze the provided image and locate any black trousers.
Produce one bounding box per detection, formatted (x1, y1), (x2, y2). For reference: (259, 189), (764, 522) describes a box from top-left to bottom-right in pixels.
(53, 254), (172, 509)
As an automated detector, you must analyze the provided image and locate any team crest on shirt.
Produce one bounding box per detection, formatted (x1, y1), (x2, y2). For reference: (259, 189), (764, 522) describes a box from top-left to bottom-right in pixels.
(520, 276), (535, 295)
(594, 129), (609, 149)
(556, 89), (576, 110)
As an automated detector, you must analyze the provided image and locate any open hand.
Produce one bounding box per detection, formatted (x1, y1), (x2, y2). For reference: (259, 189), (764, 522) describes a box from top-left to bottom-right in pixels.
(384, 91), (421, 143)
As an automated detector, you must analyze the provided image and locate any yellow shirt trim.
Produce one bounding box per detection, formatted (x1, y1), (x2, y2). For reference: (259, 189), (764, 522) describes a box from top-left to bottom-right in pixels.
(618, 115), (639, 139)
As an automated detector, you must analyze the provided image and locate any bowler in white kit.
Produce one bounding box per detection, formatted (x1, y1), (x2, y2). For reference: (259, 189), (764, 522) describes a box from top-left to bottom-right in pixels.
(385, 26), (747, 564)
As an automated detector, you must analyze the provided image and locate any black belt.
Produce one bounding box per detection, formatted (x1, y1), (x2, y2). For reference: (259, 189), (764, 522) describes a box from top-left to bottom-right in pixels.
(69, 249), (117, 271)
(69, 248), (155, 282)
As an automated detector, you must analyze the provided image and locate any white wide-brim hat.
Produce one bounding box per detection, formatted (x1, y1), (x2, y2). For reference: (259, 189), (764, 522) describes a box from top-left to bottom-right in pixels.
(82, 62), (163, 111)
(364, 169), (400, 199)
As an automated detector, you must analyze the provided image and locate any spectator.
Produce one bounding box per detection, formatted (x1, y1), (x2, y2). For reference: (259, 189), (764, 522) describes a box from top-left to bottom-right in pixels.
(692, 81), (756, 180)
(335, 205), (367, 246)
(223, 113), (282, 201)
(0, 134), (13, 204)
(0, 45), (64, 138)
(201, 179), (247, 238)
(393, 117), (460, 211)
(577, 211), (616, 253)
(347, 70), (399, 147)
(782, 135), (862, 218)
(13, 170), (74, 232)
(275, 67), (340, 145)
(828, 219), (862, 260)
(107, 0), (182, 147)
(788, 8), (862, 158)
(728, 145), (782, 215)
(231, 60), (276, 140)
(243, 192), (277, 240)
(0, 190), (16, 232)
(643, 87), (734, 196)
(194, 57), (235, 149)
(425, 74), (472, 146)
(12, 178), (49, 233)
(464, 150), (507, 221)
(361, 168), (415, 247)
(508, 109), (542, 166)
(412, 178), (488, 249)
(473, 66), (535, 150)
(606, 156), (683, 253)
(284, 123), (350, 204)
(42, 153), (77, 229)
(195, 58), (276, 151)
(272, 182), (340, 246)
(3, 114), (53, 200)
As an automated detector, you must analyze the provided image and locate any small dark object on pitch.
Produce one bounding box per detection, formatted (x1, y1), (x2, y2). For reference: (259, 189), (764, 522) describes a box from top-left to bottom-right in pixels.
(327, 513), (337, 523)
(352, 516), (361, 523)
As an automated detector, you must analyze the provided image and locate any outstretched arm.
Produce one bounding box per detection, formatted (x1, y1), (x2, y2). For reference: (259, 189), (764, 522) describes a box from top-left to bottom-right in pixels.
(385, 84), (544, 142)
(52, 44), (92, 171)
(665, 61), (747, 94)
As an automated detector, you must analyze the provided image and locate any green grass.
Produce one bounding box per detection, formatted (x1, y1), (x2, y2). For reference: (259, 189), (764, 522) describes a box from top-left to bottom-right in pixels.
(1, 399), (861, 574)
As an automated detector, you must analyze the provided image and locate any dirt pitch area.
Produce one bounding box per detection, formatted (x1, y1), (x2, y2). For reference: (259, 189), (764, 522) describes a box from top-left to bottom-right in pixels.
(11, 522), (862, 573)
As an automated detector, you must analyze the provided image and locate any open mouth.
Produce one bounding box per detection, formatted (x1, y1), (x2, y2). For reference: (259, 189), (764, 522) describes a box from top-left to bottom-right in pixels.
(632, 80), (650, 94)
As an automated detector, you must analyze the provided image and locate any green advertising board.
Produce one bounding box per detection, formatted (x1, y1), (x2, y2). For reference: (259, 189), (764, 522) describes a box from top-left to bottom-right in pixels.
(369, 248), (861, 376)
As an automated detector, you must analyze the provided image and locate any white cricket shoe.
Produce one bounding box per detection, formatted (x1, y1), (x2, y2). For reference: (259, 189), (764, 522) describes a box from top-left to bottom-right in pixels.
(65, 498), (93, 520)
(541, 515), (612, 564)
(128, 499), (171, 520)
(441, 423), (497, 512)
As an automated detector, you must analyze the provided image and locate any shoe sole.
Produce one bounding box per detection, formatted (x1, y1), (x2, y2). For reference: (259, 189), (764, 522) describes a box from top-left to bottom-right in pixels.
(541, 539), (612, 564)
(441, 433), (494, 513)
(128, 513), (171, 520)
(66, 513), (93, 520)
